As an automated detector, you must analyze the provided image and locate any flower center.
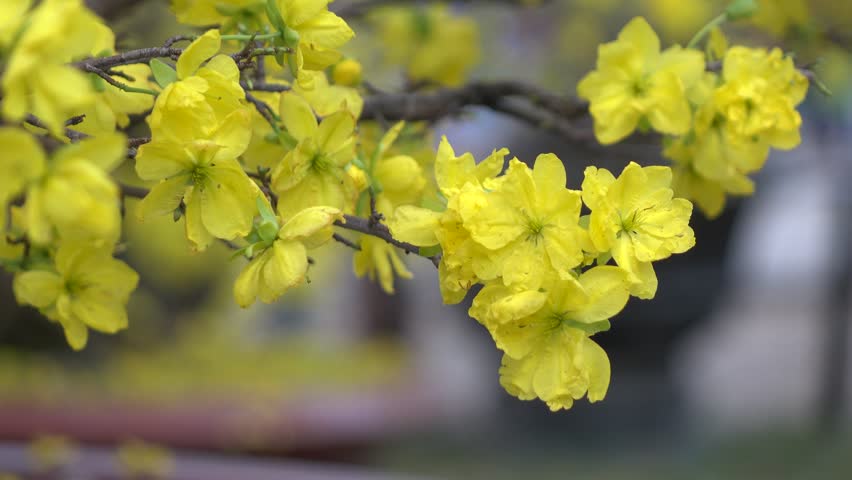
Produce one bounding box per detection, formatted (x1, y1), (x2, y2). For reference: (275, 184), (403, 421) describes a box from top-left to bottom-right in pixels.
(525, 217), (546, 244)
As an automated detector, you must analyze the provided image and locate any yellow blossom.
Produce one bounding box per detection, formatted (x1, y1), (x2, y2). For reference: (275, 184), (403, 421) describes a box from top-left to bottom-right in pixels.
(273, 0), (355, 72)
(170, 0), (264, 26)
(234, 206), (343, 307)
(270, 92), (358, 218)
(354, 235), (413, 294)
(1, 0), (110, 134)
(13, 242), (138, 350)
(136, 109), (260, 251)
(577, 16), (705, 144)
(147, 30), (246, 137)
(373, 5), (480, 86)
(294, 70), (364, 117)
(473, 266), (629, 411)
(713, 46), (808, 150)
(582, 162), (694, 299)
(0, 128), (126, 246)
(456, 155), (587, 288)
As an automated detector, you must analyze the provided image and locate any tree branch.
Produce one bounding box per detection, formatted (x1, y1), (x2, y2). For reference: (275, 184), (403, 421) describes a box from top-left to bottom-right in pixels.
(73, 47), (183, 70)
(360, 81), (592, 142)
(336, 214), (439, 267)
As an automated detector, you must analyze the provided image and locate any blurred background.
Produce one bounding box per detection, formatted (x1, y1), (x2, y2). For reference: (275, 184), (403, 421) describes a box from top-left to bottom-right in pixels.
(2, 0), (852, 478)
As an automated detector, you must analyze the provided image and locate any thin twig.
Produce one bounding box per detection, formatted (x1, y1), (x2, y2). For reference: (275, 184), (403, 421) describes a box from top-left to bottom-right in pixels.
(24, 115), (88, 142)
(332, 233), (362, 251)
(73, 47), (183, 70)
(336, 214), (439, 267)
(83, 64), (158, 95)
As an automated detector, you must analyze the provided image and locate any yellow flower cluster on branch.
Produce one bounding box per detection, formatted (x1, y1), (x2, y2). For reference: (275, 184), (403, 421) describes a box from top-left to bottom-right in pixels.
(390, 140), (695, 410)
(578, 12), (809, 218)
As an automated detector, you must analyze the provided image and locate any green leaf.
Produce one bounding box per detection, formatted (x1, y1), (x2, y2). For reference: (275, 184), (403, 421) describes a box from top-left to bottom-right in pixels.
(149, 59), (177, 88)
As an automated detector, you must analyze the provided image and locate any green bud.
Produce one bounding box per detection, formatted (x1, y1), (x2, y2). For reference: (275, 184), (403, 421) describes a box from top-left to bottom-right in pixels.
(725, 0), (758, 20)
(256, 220), (279, 244)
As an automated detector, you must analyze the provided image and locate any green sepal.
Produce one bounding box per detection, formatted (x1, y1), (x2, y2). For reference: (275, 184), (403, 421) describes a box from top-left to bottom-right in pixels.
(172, 206), (183, 222)
(595, 251), (612, 266)
(286, 51), (299, 77)
(419, 244), (442, 258)
(276, 130), (298, 149)
(265, 0), (287, 34)
(256, 196), (278, 225)
(578, 214), (590, 229)
(149, 59), (178, 89)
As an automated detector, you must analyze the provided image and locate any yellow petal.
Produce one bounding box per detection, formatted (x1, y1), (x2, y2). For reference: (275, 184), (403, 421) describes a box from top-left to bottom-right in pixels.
(279, 92), (318, 141)
(387, 206), (441, 246)
(13, 270), (63, 308)
(259, 240), (308, 302)
(279, 205), (342, 242)
(177, 29), (221, 79)
(136, 176), (188, 221)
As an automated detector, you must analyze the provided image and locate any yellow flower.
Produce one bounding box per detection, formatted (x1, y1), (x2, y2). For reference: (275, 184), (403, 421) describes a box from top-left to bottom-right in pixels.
(388, 139), (508, 303)
(13, 242), (139, 350)
(293, 70), (364, 117)
(664, 135), (756, 218)
(270, 92), (357, 218)
(0, 129), (126, 246)
(273, 0), (355, 72)
(147, 30), (246, 137)
(474, 266), (629, 411)
(1, 0), (109, 134)
(353, 235), (413, 294)
(234, 206), (342, 307)
(577, 16), (704, 144)
(170, 0), (264, 26)
(457, 155), (587, 288)
(136, 109), (260, 251)
(583, 162), (694, 299)
(713, 46), (808, 150)
(373, 5), (480, 86)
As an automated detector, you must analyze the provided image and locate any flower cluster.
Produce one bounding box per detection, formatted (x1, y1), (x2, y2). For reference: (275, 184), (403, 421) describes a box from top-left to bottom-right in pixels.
(389, 140), (695, 409)
(578, 15), (808, 217)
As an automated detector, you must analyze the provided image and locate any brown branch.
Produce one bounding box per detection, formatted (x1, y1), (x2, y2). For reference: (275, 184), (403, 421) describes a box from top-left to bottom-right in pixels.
(332, 233), (361, 251)
(73, 47), (183, 70)
(336, 214), (439, 267)
(360, 81), (591, 142)
(24, 115), (89, 142)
